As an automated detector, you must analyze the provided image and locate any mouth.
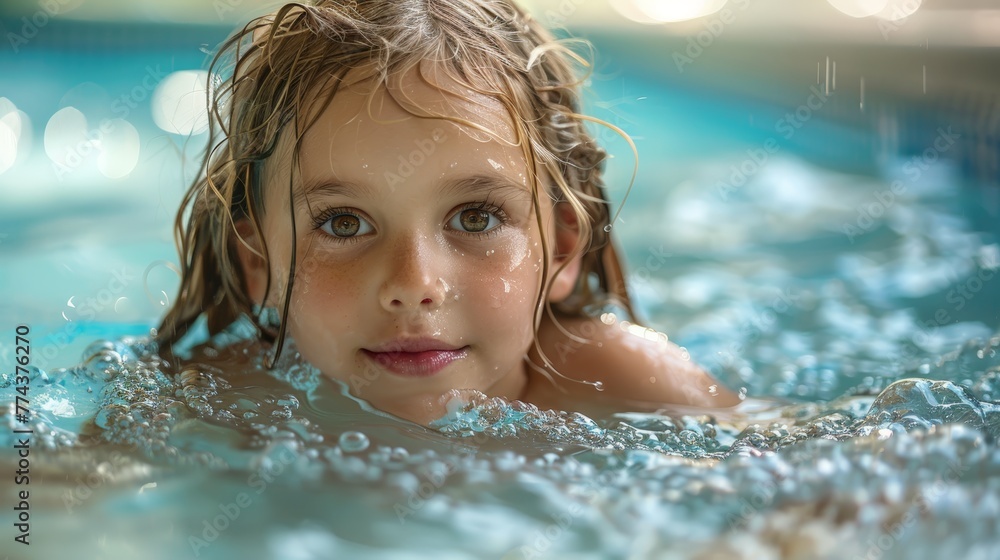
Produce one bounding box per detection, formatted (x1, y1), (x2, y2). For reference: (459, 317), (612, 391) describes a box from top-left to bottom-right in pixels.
(361, 338), (469, 377)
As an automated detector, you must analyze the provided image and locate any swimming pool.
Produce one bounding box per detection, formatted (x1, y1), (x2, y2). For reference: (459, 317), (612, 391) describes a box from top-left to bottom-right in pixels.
(2, 14), (1000, 560)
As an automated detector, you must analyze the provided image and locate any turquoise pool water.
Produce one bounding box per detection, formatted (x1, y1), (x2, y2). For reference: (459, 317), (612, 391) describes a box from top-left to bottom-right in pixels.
(2, 19), (1000, 560)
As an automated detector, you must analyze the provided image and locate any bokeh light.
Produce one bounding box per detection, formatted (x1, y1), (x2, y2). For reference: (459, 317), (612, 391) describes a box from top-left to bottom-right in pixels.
(608, 0), (662, 25)
(0, 121), (17, 176)
(97, 118), (140, 178)
(631, 0), (729, 23)
(0, 97), (20, 175)
(826, 0), (889, 19)
(876, 0), (921, 22)
(151, 70), (211, 135)
(11, 110), (33, 166)
(44, 106), (90, 167)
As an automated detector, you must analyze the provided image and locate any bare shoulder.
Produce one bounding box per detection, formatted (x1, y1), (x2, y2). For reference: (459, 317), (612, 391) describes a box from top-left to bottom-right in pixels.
(528, 313), (741, 409)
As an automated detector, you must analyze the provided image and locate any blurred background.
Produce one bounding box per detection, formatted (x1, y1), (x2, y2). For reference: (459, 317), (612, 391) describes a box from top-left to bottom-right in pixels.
(1, 0), (998, 372)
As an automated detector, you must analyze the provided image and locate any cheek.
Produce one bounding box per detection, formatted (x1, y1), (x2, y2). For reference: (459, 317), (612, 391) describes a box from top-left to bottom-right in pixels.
(463, 232), (545, 331)
(284, 251), (367, 336)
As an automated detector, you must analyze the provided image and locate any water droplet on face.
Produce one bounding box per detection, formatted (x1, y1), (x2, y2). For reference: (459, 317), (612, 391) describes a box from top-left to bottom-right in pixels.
(593, 381), (604, 391)
(486, 249), (495, 257)
(708, 384), (719, 396)
(438, 278), (452, 298)
(338, 431), (370, 453)
(502, 278), (510, 293)
(649, 376), (656, 384)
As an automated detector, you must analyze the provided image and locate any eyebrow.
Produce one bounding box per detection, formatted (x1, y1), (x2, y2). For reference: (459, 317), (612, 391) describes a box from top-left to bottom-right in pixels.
(295, 173), (531, 206)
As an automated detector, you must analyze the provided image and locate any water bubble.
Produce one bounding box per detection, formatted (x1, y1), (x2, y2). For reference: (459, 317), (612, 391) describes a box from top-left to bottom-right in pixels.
(603, 224), (613, 233)
(389, 447), (409, 462)
(593, 381), (604, 392)
(738, 387), (748, 400)
(82, 340), (118, 361)
(113, 296), (129, 314)
(338, 431), (370, 453)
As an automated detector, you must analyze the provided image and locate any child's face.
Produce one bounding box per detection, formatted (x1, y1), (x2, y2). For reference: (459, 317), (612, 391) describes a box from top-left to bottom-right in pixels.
(241, 66), (575, 424)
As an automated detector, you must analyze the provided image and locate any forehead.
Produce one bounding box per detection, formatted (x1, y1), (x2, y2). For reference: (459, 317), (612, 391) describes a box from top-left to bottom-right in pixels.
(261, 62), (531, 197)
(327, 63), (519, 141)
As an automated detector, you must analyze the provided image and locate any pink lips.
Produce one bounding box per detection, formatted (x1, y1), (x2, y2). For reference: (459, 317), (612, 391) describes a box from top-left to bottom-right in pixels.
(362, 338), (468, 377)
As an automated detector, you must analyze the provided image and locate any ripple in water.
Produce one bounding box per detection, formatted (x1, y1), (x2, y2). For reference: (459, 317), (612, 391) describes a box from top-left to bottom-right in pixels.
(2, 321), (999, 559)
(4, 163), (1000, 557)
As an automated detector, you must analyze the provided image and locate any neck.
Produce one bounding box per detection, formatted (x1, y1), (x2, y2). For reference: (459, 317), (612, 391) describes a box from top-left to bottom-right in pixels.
(486, 360), (530, 403)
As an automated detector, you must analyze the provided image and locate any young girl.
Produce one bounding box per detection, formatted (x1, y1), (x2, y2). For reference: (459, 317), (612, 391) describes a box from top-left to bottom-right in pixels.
(156, 0), (739, 426)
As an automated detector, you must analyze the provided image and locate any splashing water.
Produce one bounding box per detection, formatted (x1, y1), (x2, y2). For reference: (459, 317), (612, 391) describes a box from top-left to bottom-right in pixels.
(3, 155), (1000, 559)
(3, 324), (999, 559)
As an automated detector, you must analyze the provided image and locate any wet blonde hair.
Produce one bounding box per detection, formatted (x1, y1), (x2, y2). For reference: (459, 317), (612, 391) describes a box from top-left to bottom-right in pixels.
(157, 0), (638, 366)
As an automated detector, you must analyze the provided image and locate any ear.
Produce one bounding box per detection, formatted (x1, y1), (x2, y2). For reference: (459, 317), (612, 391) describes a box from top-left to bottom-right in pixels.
(234, 219), (269, 306)
(547, 201), (584, 303)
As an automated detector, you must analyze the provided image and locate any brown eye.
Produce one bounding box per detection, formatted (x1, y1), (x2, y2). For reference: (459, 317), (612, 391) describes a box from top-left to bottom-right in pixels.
(457, 209), (492, 233)
(331, 215), (360, 236)
(320, 212), (372, 238)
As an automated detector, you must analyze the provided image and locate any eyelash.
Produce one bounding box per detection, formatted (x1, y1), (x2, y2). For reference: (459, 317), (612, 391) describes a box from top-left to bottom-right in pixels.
(450, 200), (510, 240)
(310, 207), (368, 245)
(309, 200), (510, 243)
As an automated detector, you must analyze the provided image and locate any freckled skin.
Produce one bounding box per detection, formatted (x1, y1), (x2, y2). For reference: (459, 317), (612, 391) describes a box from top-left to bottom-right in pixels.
(240, 66), (553, 424)
(238, 64), (739, 425)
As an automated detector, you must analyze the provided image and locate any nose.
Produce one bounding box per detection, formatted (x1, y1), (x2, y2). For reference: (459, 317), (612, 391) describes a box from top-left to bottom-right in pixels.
(379, 235), (449, 312)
